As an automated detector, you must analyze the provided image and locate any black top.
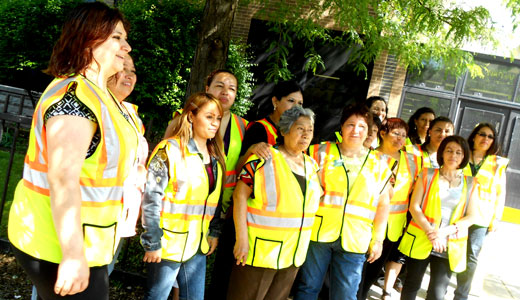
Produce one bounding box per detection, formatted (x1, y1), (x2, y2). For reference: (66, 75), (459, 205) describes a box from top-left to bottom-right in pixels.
(292, 171), (306, 196)
(240, 116), (278, 156)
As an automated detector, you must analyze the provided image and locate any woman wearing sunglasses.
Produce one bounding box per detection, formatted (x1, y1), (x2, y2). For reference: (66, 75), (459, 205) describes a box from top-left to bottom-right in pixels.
(454, 123), (509, 300)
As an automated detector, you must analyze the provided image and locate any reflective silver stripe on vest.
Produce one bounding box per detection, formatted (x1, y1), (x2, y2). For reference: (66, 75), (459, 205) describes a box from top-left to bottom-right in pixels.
(82, 79), (121, 180)
(80, 185), (124, 202)
(225, 173), (237, 185)
(389, 203), (408, 212)
(247, 212), (314, 228)
(406, 152), (417, 180)
(166, 140), (189, 200)
(262, 158), (278, 212)
(24, 163), (125, 202)
(24, 165), (49, 190)
(345, 204), (376, 220)
(33, 78), (78, 165)
(162, 201), (217, 217)
(321, 194), (344, 206)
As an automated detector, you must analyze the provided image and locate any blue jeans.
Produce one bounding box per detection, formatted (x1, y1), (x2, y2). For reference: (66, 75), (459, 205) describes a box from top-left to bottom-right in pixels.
(294, 239), (367, 300)
(454, 225), (488, 300)
(144, 253), (206, 300)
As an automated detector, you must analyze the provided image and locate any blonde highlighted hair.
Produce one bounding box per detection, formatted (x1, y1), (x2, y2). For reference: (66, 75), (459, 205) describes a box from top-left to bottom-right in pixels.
(170, 92), (226, 177)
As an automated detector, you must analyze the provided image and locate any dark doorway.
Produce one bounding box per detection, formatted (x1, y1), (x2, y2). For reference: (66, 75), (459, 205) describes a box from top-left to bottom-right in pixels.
(456, 98), (520, 210)
(246, 19), (373, 142)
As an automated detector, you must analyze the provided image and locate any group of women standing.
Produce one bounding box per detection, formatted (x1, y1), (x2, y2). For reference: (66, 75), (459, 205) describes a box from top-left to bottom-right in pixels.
(6, 2), (508, 300)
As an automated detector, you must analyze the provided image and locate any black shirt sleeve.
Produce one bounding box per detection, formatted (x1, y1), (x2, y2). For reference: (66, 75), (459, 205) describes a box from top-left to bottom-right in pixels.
(240, 122), (269, 156)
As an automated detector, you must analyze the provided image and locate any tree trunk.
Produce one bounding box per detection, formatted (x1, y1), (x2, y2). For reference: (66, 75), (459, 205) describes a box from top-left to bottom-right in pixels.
(186, 0), (239, 97)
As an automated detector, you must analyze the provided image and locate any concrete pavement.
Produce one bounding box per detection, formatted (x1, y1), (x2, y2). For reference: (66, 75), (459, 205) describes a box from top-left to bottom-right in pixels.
(367, 221), (520, 300)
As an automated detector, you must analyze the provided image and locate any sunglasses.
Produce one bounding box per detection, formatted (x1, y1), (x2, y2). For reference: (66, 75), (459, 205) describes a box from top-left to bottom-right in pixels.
(477, 132), (494, 140)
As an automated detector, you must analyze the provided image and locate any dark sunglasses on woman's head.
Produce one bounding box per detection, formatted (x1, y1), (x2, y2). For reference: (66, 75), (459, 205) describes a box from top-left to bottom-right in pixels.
(477, 132), (494, 140)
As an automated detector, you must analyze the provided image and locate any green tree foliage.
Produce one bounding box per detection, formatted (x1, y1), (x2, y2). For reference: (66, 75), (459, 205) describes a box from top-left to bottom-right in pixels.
(0, 0), (256, 142)
(0, 0), (82, 85)
(226, 42), (256, 116)
(245, 0), (517, 82)
(118, 0), (203, 142)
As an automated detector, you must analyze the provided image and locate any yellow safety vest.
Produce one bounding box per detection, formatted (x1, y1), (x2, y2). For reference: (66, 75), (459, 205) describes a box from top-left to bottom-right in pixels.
(399, 168), (474, 272)
(171, 109), (247, 214)
(8, 75), (138, 266)
(222, 114), (248, 213)
(151, 137), (223, 262)
(249, 118), (278, 145)
(386, 150), (420, 242)
(405, 144), (431, 169)
(463, 155), (509, 227)
(123, 102), (145, 135)
(244, 148), (322, 269)
(309, 142), (393, 254)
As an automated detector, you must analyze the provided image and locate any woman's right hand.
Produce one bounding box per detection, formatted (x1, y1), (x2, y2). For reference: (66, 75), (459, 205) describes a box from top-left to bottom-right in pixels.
(431, 237), (447, 253)
(143, 249), (162, 263)
(249, 142), (272, 160)
(54, 255), (89, 296)
(233, 235), (249, 266)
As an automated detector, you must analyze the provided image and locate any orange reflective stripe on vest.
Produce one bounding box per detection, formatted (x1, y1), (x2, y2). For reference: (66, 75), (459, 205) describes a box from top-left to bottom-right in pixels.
(8, 75), (138, 267)
(256, 118), (278, 145)
(221, 114), (248, 213)
(244, 148), (321, 269)
(150, 138), (223, 262)
(398, 168), (474, 272)
(309, 142), (392, 254)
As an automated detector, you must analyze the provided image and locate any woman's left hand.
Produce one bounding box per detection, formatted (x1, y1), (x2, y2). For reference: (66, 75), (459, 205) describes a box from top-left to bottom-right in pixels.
(207, 236), (219, 255)
(367, 240), (383, 263)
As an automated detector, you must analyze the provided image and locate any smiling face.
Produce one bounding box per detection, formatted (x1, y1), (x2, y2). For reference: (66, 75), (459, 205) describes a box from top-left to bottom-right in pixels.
(282, 116), (314, 153)
(415, 112), (435, 137)
(191, 101), (222, 141)
(429, 121), (453, 149)
(381, 127), (407, 152)
(206, 72), (237, 113)
(473, 126), (495, 153)
(341, 114), (369, 148)
(107, 55), (136, 101)
(91, 21), (131, 77)
(363, 124), (379, 148)
(273, 91), (304, 116)
(442, 141), (464, 169)
(370, 100), (387, 121)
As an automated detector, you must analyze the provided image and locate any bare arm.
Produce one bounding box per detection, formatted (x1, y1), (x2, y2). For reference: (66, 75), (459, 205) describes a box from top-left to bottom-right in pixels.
(46, 115), (96, 296)
(367, 185), (391, 263)
(232, 180), (252, 266)
(236, 143), (272, 173)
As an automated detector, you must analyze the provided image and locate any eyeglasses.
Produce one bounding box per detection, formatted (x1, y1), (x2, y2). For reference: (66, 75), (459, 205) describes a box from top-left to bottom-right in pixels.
(477, 132), (494, 140)
(388, 131), (407, 139)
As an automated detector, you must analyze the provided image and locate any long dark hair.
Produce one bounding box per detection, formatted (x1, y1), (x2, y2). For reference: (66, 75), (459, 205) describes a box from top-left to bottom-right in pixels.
(408, 107), (435, 145)
(467, 123), (499, 156)
(422, 116), (453, 150)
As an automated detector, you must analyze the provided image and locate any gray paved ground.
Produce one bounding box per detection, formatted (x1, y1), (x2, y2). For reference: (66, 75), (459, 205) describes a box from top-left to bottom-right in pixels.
(367, 221), (520, 300)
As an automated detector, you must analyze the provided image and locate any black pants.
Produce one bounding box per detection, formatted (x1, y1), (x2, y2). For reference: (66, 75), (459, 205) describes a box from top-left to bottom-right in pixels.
(12, 245), (109, 300)
(207, 217), (236, 300)
(401, 255), (452, 300)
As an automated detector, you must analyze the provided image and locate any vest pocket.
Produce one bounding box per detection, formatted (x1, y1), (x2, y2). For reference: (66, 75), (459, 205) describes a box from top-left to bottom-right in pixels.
(162, 228), (189, 261)
(312, 215), (324, 241)
(251, 237), (283, 269)
(83, 222), (117, 266)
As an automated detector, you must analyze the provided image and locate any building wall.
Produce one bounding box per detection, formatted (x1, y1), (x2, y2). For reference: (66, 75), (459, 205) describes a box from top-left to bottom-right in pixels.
(231, 1), (407, 115)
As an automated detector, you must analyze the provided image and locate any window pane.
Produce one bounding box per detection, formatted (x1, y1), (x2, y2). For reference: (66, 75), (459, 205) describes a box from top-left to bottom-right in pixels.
(399, 92), (451, 122)
(463, 60), (520, 102)
(407, 61), (457, 92)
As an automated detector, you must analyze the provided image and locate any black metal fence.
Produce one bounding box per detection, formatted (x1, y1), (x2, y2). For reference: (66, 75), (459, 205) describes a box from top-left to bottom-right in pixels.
(0, 84), (38, 233)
